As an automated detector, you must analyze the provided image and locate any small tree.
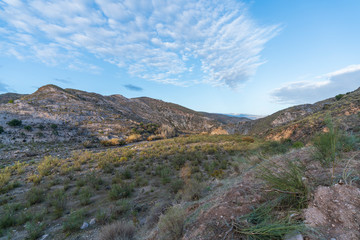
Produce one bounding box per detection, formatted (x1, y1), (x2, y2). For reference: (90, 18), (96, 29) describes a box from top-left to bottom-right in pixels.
(7, 119), (22, 127)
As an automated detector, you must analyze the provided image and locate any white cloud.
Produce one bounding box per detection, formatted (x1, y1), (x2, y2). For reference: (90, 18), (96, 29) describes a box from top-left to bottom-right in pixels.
(272, 65), (360, 104)
(0, 0), (279, 87)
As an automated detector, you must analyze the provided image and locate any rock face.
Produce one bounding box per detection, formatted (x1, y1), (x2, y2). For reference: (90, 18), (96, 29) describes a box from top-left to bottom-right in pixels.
(304, 184), (360, 240)
(0, 84), (225, 144)
(233, 87), (360, 141)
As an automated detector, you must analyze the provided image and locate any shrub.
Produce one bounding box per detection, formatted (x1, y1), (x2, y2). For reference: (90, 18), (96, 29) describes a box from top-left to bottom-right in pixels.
(260, 140), (292, 156)
(99, 221), (136, 240)
(79, 186), (93, 206)
(126, 134), (142, 143)
(38, 155), (59, 176)
(335, 94), (344, 100)
(170, 178), (184, 194)
(50, 124), (58, 130)
(100, 138), (126, 146)
(0, 169), (11, 189)
(158, 205), (186, 240)
(182, 179), (205, 201)
(0, 126), (4, 134)
(25, 221), (45, 240)
(108, 184), (133, 200)
(242, 136), (255, 143)
(6, 119), (22, 127)
(292, 141), (304, 148)
(8, 99), (14, 104)
(24, 125), (32, 131)
(47, 189), (67, 218)
(121, 169), (132, 179)
(259, 160), (309, 209)
(0, 206), (16, 229)
(27, 174), (42, 185)
(26, 187), (44, 205)
(63, 210), (85, 232)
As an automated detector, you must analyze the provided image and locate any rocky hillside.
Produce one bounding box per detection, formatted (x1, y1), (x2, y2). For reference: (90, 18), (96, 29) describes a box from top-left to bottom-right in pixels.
(0, 85), (236, 144)
(232, 87), (360, 141)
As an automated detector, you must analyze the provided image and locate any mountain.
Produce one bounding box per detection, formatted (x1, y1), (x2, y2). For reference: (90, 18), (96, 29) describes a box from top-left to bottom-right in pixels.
(199, 112), (251, 124)
(0, 93), (27, 104)
(232, 87), (360, 141)
(224, 113), (265, 120)
(0, 84), (227, 144)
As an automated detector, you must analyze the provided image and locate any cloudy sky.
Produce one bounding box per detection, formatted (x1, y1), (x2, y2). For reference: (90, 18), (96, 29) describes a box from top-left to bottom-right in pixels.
(0, 0), (359, 115)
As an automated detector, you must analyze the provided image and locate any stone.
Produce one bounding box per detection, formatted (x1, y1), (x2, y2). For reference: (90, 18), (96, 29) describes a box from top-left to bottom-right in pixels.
(284, 232), (303, 240)
(89, 218), (96, 225)
(80, 222), (89, 230)
(40, 234), (49, 240)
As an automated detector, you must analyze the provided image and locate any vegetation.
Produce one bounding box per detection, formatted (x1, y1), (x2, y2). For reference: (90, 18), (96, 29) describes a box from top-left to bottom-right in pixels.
(158, 205), (186, 240)
(6, 119), (22, 127)
(99, 221), (136, 240)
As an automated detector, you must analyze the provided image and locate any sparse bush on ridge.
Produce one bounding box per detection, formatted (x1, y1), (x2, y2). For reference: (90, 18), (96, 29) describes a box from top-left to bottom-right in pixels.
(100, 138), (126, 146)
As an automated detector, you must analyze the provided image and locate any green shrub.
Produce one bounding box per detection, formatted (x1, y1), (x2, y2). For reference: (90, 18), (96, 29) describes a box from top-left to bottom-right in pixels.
(335, 94), (344, 100)
(8, 99), (14, 104)
(108, 184), (133, 200)
(24, 125), (32, 131)
(0, 169), (11, 189)
(292, 141), (304, 148)
(0, 206), (16, 229)
(6, 119), (22, 127)
(158, 205), (186, 240)
(122, 169), (132, 179)
(25, 221), (45, 240)
(261, 140), (292, 156)
(0, 126), (4, 134)
(170, 178), (184, 194)
(47, 189), (67, 218)
(259, 160), (309, 209)
(63, 210), (85, 232)
(79, 187), (93, 206)
(26, 187), (44, 205)
(50, 124), (58, 130)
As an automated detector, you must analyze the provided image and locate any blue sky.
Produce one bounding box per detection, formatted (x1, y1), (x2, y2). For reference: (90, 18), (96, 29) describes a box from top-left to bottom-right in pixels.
(0, 0), (359, 115)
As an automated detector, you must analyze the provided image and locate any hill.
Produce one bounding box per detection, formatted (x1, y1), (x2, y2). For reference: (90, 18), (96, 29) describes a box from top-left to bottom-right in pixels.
(0, 85), (228, 144)
(232, 87), (360, 141)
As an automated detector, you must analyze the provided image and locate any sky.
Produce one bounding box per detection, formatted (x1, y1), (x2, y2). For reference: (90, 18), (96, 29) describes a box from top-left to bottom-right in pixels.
(0, 0), (359, 115)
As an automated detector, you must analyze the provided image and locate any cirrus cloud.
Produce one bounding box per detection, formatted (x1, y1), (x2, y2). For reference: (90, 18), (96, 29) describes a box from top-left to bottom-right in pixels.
(0, 0), (279, 88)
(272, 64), (360, 104)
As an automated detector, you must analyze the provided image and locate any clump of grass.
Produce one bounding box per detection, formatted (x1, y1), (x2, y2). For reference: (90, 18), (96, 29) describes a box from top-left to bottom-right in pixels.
(0, 169), (11, 189)
(233, 200), (305, 240)
(108, 184), (133, 200)
(27, 174), (42, 185)
(63, 210), (85, 232)
(38, 155), (59, 176)
(126, 134), (142, 143)
(100, 138), (126, 147)
(79, 186), (93, 206)
(158, 205), (186, 240)
(99, 221), (136, 240)
(26, 187), (44, 205)
(259, 160), (309, 209)
(47, 189), (67, 218)
(181, 179), (206, 201)
(25, 221), (45, 240)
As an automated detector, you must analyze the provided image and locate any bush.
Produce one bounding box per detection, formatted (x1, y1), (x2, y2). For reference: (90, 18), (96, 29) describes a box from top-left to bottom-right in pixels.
(26, 187), (44, 205)
(108, 184), (133, 200)
(63, 210), (85, 232)
(7, 119), (22, 127)
(292, 141), (304, 148)
(99, 221), (136, 240)
(0, 207), (16, 229)
(79, 186), (93, 206)
(50, 124), (58, 130)
(0, 169), (11, 189)
(242, 136), (255, 143)
(38, 155), (59, 176)
(259, 160), (309, 209)
(24, 125), (32, 131)
(8, 99), (14, 104)
(126, 134), (142, 143)
(0, 126), (4, 134)
(27, 174), (42, 185)
(335, 94), (344, 101)
(47, 189), (67, 218)
(100, 138), (126, 147)
(182, 179), (205, 201)
(25, 221), (45, 240)
(158, 205), (186, 240)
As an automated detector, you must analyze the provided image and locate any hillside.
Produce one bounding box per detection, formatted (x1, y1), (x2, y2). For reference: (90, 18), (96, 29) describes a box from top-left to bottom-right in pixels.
(0, 85), (227, 145)
(232, 87), (360, 141)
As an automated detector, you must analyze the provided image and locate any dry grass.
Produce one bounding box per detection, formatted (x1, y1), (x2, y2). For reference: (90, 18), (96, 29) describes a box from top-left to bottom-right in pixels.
(99, 221), (136, 240)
